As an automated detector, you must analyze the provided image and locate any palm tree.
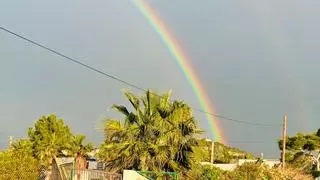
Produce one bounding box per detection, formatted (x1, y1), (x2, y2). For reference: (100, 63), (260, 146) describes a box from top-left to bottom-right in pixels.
(72, 134), (94, 157)
(99, 90), (201, 175)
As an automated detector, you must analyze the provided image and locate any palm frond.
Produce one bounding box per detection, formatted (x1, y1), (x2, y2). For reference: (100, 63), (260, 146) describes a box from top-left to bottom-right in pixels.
(124, 90), (140, 110)
(112, 105), (130, 116)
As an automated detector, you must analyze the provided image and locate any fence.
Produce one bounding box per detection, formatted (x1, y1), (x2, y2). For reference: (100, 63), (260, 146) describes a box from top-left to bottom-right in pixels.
(50, 158), (122, 180)
(73, 169), (122, 180)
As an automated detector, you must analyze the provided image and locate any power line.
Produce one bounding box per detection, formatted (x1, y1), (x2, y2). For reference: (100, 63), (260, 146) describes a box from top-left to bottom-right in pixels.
(193, 108), (280, 126)
(0, 26), (281, 127)
(229, 141), (278, 144)
(0, 27), (145, 92)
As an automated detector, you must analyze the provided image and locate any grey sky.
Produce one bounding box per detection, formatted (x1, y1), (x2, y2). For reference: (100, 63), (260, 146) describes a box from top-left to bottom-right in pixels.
(1, 0), (319, 157)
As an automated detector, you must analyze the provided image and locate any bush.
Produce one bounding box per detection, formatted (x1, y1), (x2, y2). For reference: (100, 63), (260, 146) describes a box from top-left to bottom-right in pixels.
(0, 150), (40, 179)
(227, 162), (273, 179)
(200, 165), (226, 180)
(275, 167), (314, 180)
(312, 170), (320, 178)
(210, 162), (314, 180)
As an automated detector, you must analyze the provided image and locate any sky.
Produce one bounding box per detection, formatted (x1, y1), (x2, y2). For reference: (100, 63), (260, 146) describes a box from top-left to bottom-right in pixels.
(0, 0), (319, 158)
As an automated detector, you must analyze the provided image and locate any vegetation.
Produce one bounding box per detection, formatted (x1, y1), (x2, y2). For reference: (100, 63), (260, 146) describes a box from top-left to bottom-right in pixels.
(98, 90), (202, 177)
(72, 134), (94, 157)
(28, 114), (76, 166)
(196, 161), (313, 180)
(278, 128), (320, 177)
(0, 141), (40, 179)
(198, 139), (255, 163)
(229, 162), (313, 180)
(197, 161), (313, 180)
(200, 165), (227, 180)
(0, 114), (93, 174)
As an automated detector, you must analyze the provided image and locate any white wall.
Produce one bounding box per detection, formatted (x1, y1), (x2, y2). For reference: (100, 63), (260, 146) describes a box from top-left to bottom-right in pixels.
(123, 170), (148, 180)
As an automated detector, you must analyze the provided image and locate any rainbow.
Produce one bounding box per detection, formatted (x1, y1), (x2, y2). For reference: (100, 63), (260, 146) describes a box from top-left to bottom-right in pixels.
(133, 0), (225, 143)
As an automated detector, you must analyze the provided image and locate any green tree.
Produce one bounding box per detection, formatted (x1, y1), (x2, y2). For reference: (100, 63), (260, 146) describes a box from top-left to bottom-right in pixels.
(278, 129), (320, 177)
(0, 115), (94, 179)
(98, 90), (201, 176)
(28, 114), (75, 167)
(278, 131), (320, 155)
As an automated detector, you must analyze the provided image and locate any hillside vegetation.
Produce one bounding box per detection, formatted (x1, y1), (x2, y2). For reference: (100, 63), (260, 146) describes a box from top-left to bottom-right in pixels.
(197, 139), (255, 163)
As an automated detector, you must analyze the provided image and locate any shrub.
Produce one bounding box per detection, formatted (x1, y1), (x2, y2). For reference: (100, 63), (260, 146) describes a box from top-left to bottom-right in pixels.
(200, 165), (226, 180)
(228, 162), (272, 179)
(220, 162), (313, 180)
(312, 170), (320, 178)
(0, 149), (40, 179)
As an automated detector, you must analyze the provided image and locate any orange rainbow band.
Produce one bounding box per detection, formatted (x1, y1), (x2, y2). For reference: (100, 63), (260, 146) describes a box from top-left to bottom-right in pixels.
(133, 0), (225, 143)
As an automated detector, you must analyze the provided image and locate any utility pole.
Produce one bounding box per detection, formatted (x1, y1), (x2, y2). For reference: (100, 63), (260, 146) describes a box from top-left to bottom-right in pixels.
(8, 136), (14, 147)
(282, 113), (287, 168)
(211, 140), (214, 164)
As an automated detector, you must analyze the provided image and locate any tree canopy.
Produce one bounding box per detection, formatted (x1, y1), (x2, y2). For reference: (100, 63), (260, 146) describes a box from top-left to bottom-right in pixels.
(98, 90), (202, 176)
(28, 114), (76, 166)
(72, 134), (94, 157)
(2, 114), (93, 169)
(0, 139), (40, 179)
(278, 129), (320, 177)
(0, 114), (94, 179)
(278, 130), (320, 152)
(0, 149), (40, 179)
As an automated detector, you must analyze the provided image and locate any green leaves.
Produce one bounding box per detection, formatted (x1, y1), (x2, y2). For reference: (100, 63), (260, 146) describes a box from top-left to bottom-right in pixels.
(279, 131), (320, 151)
(71, 134), (94, 157)
(278, 129), (320, 177)
(112, 105), (130, 116)
(28, 114), (75, 166)
(124, 91), (140, 111)
(7, 114), (95, 169)
(0, 148), (40, 179)
(10, 139), (34, 156)
(99, 90), (201, 175)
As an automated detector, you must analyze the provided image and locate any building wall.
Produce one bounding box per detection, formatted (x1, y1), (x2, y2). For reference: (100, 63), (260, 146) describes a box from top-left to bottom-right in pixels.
(123, 170), (148, 180)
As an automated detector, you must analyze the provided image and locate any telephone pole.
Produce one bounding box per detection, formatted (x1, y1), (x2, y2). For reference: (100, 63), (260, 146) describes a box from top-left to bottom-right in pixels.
(211, 140), (215, 164)
(282, 113), (287, 168)
(9, 136), (14, 147)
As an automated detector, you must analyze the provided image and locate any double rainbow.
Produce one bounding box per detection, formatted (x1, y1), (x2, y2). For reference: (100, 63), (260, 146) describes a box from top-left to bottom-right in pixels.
(133, 0), (225, 143)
